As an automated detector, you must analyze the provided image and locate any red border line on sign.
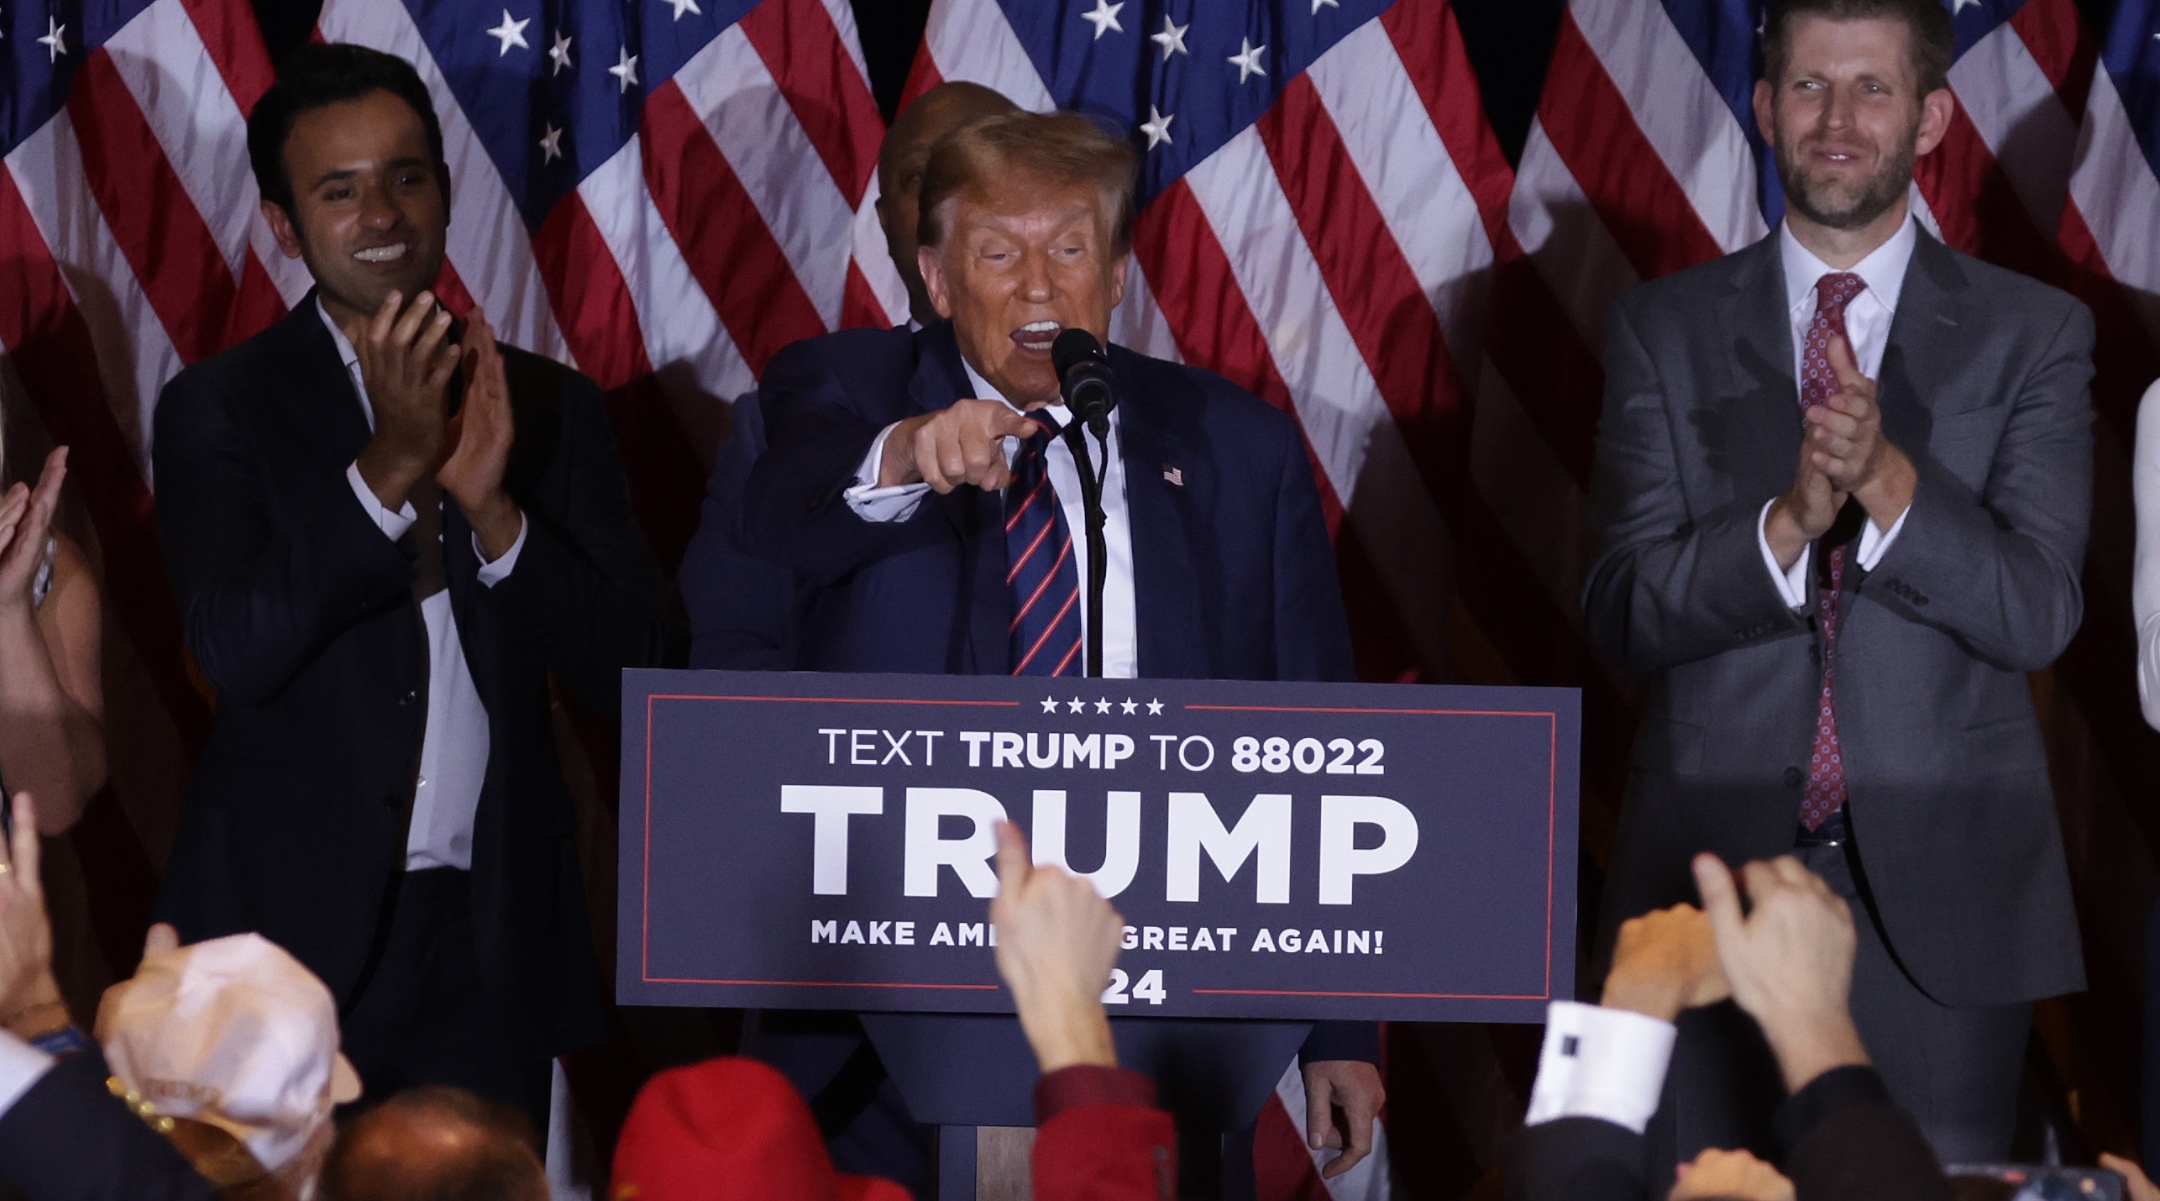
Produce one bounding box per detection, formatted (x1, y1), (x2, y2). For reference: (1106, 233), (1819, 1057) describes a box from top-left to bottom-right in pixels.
(1183, 704), (1557, 717)
(648, 693), (1023, 707)
(642, 691), (1020, 986)
(1191, 989), (1551, 1000)
(641, 694), (1564, 1002)
(643, 977), (1000, 990)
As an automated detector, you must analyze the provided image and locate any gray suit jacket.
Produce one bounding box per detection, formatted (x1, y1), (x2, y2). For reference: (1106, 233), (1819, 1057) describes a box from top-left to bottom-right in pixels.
(1582, 230), (2092, 1007)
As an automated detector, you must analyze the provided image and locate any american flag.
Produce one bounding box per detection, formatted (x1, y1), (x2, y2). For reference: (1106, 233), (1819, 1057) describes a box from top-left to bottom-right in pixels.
(908, 0), (2160, 1189)
(310, 0), (908, 565)
(908, 1), (1512, 1195)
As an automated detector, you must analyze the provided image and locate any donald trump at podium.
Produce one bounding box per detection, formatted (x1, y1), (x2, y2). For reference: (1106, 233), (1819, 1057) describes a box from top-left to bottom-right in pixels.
(740, 110), (1382, 1188)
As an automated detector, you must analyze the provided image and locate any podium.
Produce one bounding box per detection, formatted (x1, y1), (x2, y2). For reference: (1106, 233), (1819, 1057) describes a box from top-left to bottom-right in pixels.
(620, 670), (1579, 1197)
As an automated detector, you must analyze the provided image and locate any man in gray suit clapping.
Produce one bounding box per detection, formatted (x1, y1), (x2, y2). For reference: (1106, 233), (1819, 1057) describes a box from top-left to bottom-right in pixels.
(1581, 0), (2093, 1170)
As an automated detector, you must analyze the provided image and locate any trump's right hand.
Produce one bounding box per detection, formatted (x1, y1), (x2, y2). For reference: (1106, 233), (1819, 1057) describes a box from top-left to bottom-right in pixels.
(880, 399), (1040, 493)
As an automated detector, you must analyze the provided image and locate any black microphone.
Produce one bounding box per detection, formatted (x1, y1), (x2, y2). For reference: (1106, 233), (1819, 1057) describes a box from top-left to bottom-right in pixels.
(1051, 328), (1117, 441)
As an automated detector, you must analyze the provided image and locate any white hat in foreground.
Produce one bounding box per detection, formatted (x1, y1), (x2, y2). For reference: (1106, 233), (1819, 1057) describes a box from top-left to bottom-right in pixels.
(96, 932), (363, 1170)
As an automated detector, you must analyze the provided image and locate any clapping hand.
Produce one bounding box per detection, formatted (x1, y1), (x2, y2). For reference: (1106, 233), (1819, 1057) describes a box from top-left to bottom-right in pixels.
(0, 447), (67, 616)
(437, 305), (522, 559)
(0, 793), (65, 1040)
(348, 290), (460, 513)
(1806, 335), (1915, 526)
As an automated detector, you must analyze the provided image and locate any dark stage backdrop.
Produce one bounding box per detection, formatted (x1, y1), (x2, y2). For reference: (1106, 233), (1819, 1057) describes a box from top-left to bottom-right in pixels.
(204, 3), (2157, 1197)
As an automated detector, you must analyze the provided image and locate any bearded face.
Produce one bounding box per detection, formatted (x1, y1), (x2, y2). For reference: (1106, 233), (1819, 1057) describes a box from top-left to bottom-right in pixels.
(1775, 108), (1919, 232)
(1755, 15), (1946, 237)
(1779, 92), (1918, 233)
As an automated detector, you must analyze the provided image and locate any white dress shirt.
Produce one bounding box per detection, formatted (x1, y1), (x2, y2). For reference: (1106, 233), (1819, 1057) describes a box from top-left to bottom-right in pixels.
(844, 359), (1139, 678)
(322, 302), (525, 871)
(2130, 379), (2160, 731)
(1523, 1000), (1678, 1134)
(0, 1032), (51, 1119)
(1754, 218), (1917, 608)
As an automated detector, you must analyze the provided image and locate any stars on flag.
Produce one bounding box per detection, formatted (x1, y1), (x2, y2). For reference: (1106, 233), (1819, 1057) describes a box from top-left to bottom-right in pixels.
(609, 45), (640, 93)
(1950, 0), (1981, 12)
(548, 30), (573, 75)
(664, 0), (703, 19)
(37, 16), (64, 62)
(1312, 0), (1339, 11)
(1138, 104), (1173, 150)
(486, 9), (531, 56)
(1081, 0), (1124, 40)
(1150, 15), (1188, 60)
(537, 122), (564, 164)
(1228, 37), (1267, 84)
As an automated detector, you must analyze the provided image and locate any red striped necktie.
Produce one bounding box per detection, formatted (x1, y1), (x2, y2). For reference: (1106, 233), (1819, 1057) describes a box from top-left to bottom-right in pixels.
(1005, 411), (1083, 677)
(1799, 272), (1866, 831)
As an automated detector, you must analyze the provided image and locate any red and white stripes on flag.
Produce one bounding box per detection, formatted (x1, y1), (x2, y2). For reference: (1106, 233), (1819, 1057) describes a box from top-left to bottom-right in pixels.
(907, 0), (1526, 1193)
(0, 0), (299, 755)
(311, 0), (906, 563)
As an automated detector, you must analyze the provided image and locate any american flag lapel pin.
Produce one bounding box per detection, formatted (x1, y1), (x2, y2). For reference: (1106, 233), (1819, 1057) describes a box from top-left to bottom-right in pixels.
(1162, 465), (1184, 487)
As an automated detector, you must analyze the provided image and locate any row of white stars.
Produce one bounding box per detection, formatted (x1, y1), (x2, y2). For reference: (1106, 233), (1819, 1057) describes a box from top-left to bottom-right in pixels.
(1083, 0), (1337, 42)
(1042, 696), (1168, 716)
(486, 3), (704, 164)
(1082, 0), (1314, 153)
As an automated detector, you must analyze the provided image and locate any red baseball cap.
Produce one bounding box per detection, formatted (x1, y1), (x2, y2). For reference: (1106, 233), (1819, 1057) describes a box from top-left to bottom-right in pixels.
(611, 1057), (911, 1201)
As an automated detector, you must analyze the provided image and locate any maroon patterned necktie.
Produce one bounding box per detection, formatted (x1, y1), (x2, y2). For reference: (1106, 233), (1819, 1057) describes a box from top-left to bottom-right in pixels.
(1799, 272), (1867, 831)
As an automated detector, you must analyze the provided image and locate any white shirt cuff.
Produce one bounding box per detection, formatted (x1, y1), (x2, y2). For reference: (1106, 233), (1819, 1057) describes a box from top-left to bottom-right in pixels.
(0, 1031), (55, 1119)
(845, 422), (930, 523)
(1757, 498), (1812, 610)
(347, 462), (417, 540)
(1523, 1000), (1677, 1135)
(1854, 504), (1908, 570)
(474, 513), (527, 587)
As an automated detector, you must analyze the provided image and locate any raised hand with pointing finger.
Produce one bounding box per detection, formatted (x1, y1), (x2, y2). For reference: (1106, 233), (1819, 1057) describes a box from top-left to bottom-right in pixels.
(878, 399), (1041, 494)
(1691, 853), (1869, 1093)
(989, 820), (1121, 1073)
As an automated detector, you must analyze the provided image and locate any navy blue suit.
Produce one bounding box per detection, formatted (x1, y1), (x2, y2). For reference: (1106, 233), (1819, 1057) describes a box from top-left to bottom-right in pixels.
(151, 298), (665, 1121)
(681, 391), (808, 670)
(740, 322), (1353, 681)
(734, 322), (1371, 1196)
(0, 1048), (217, 1201)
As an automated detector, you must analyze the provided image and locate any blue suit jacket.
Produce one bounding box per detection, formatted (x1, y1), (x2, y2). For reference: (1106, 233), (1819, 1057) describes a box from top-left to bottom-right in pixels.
(736, 323), (1375, 1075)
(740, 322), (1354, 682)
(681, 390), (807, 670)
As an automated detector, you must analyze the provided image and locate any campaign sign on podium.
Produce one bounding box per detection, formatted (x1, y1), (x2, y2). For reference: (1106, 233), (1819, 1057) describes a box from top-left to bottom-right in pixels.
(619, 670), (1578, 1023)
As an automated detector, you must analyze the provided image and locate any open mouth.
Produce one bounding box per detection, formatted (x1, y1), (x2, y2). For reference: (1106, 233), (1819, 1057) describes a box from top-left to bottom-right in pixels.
(1011, 320), (1062, 354)
(352, 243), (411, 265)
